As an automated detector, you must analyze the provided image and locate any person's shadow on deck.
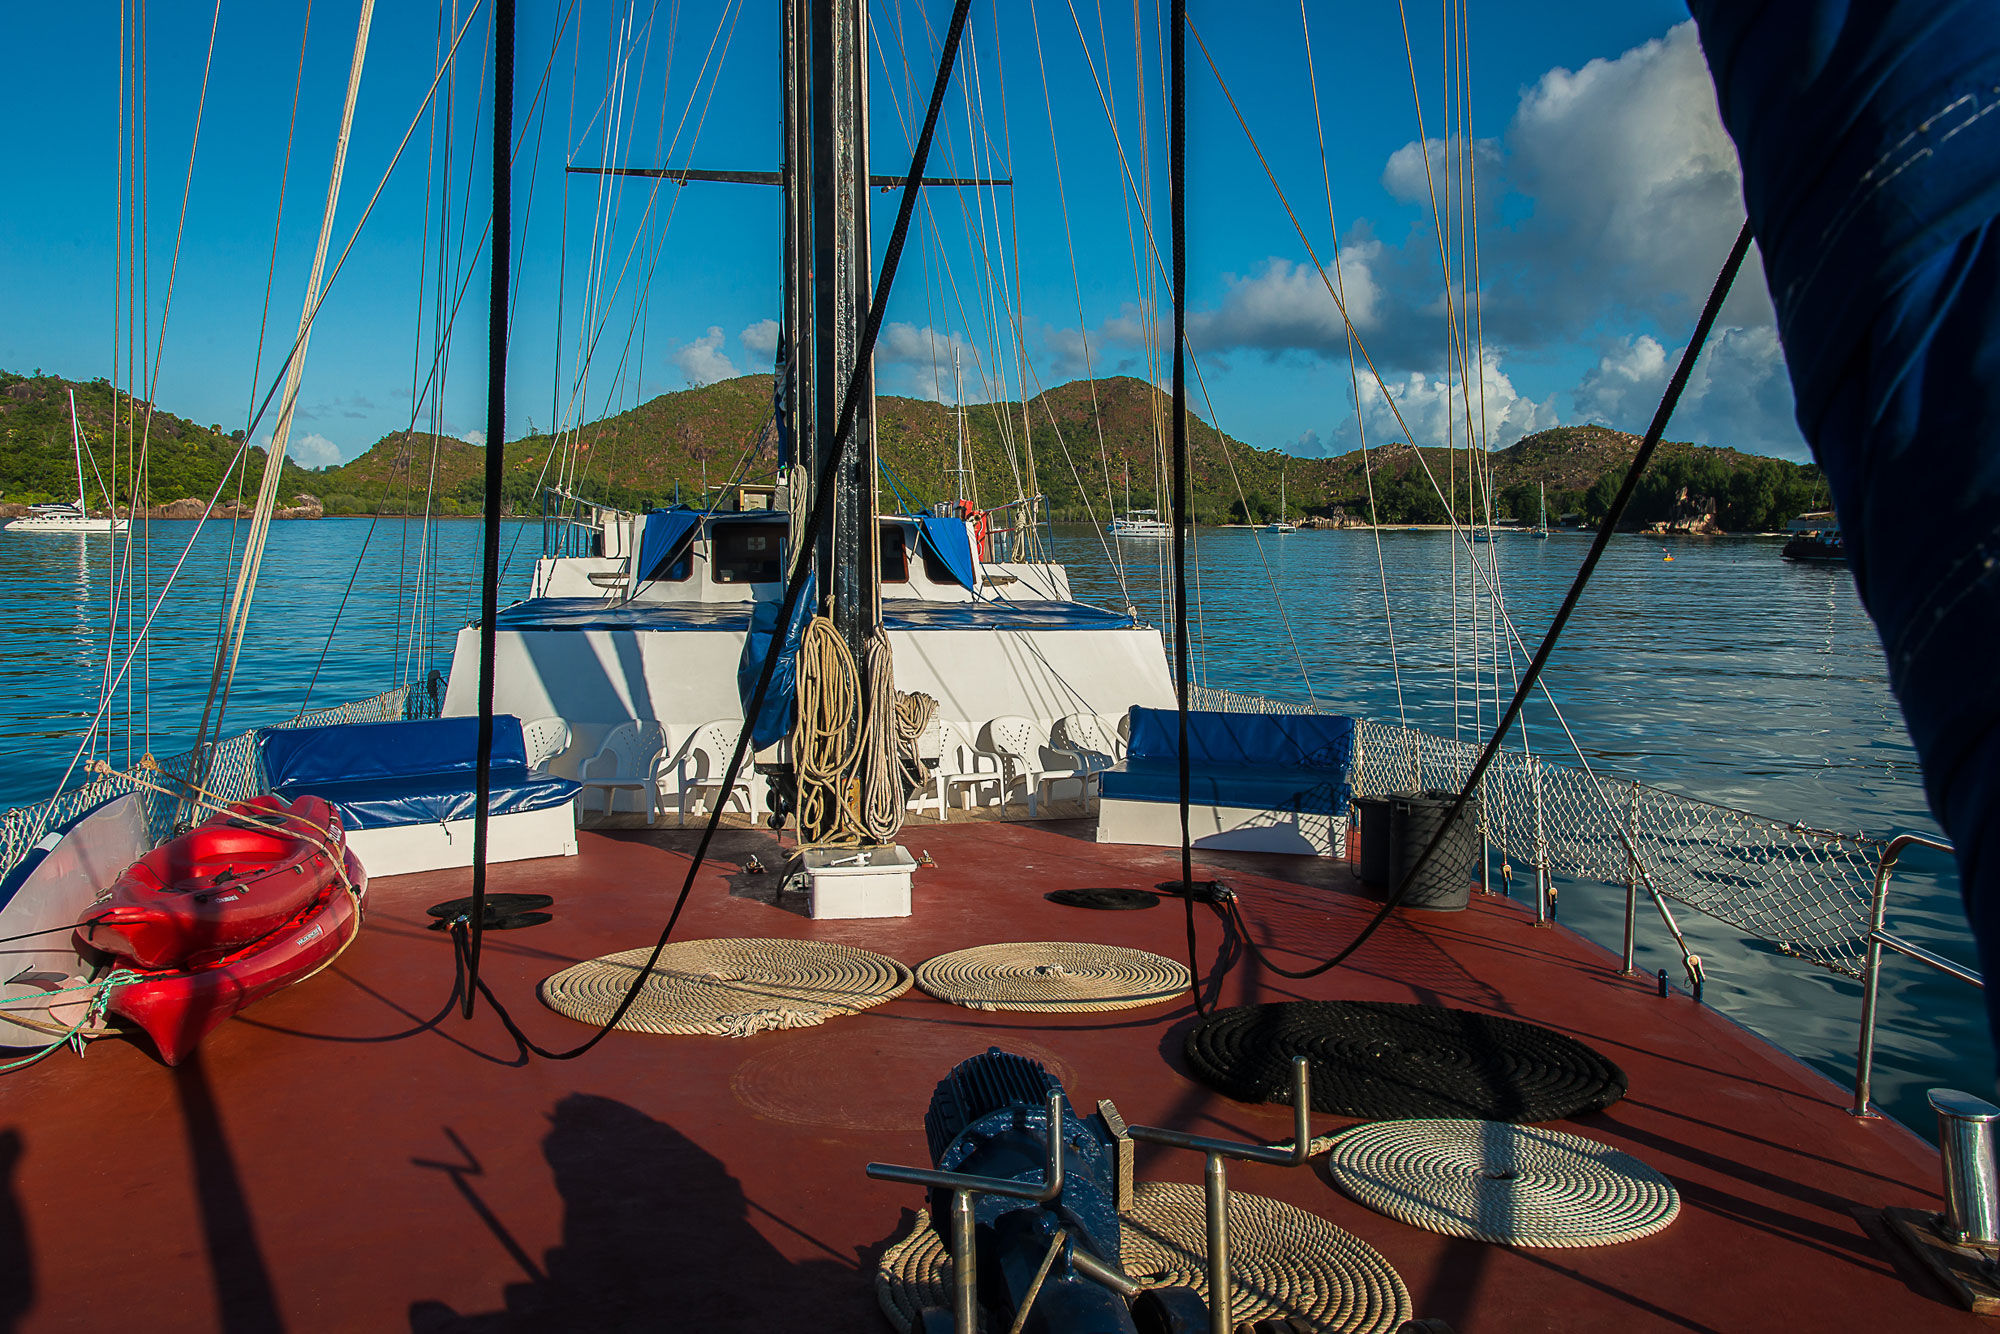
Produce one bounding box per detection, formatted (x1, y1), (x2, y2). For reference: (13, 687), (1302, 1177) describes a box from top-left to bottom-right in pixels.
(0, 1130), (30, 1333)
(410, 1093), (858, 1332)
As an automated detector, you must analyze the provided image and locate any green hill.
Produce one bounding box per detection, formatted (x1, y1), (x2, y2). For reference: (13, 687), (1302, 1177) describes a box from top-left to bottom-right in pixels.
(1, 368), (1825, 533)
(0, 371), (321, 513)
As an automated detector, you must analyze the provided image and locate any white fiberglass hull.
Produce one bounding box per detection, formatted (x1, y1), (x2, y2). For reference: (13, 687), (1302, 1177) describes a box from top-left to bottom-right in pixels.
(4, 515), (126, 533)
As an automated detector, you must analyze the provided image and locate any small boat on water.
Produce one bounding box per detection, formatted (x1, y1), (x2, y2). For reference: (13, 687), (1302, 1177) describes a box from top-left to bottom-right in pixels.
(1782, 511), (1846, 564)
(3, 388), (126, 534)
(106, 852), (367, 1066)
(79, 794), (348, 969)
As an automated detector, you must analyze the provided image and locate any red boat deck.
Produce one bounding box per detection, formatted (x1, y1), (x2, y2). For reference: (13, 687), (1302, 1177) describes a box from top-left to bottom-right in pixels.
(0, 820), (1975, 1332)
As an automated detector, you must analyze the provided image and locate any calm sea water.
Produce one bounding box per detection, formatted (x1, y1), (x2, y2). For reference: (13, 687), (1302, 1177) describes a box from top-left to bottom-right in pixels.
(0, 517), (1983, 1133)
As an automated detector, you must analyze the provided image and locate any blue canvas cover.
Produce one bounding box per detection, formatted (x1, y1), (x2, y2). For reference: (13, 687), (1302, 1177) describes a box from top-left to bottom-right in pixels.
(1689, 2), (2000, 1063)
(258, 716), (580, 831)
(1103, 708), (1356, 813)
(916, 513), (979, 592)
(492, 597), (1138, 633)
(738, 571), (815, 749)
(635, 508), (703, 584)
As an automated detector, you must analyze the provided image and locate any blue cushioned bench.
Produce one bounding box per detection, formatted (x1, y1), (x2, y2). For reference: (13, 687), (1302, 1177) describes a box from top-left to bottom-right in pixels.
(258, 716), (582, 877)
(1095, 707), (1357, 857)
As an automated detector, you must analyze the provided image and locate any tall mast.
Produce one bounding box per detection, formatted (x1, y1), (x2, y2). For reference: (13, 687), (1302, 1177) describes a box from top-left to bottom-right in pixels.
(952, 348), (968, 506)
(780, 0), (812, 492)
(810, 0), (877, 665)
(67, 388), (87, 508)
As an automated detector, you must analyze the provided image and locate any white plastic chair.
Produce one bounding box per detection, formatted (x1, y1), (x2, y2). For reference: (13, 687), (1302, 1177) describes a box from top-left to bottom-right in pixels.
(520, 716), (573, 771)
(1039, 713), (1119, 809)
(905, 714), (949, 818)
(982, 715), (1048, 816)
(576, 720), (670, 821)
(937, 719), (1005, 812)
(671, 719), (758, 826)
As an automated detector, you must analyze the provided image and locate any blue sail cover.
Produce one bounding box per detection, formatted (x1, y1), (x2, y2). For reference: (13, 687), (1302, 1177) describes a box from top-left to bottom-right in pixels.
(916, 513), (978, 591)
(636, 508), (703, 583)
(737, 571), (816, 749)
(1690, 2), (2000, 1062)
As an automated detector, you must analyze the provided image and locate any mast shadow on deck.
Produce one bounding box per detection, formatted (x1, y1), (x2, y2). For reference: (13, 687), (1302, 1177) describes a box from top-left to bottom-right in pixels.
(409, 1093), (856, 1332)
(0, 1130), (29, 1333)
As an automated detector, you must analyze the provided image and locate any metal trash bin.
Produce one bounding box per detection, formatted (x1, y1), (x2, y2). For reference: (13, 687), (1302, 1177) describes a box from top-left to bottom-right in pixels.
(1361, 788), (1480, 911)
(1355, 795), (1393, 888)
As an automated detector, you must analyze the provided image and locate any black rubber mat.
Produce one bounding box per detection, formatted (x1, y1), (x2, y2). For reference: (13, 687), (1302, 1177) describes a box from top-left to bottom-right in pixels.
(426, 911), (552, 932)
(1046, 887), (1160, 911)
(426, 894), (554, 931)
(426, 893), (554, 919)
(1185, 1000), (1627, 1123)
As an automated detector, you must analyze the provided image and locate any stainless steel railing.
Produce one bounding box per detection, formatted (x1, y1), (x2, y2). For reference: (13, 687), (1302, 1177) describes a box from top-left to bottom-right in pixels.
(1851, 832), (1980, 1119)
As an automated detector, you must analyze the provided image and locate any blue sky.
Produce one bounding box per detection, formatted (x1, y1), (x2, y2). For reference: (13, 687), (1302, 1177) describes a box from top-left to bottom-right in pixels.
(0, 2), (1801, 473)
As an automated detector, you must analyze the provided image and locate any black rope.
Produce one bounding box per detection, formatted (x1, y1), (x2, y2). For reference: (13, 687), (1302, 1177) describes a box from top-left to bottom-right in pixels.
(464, 0), (518, 1020)
(449, 0), (980, 1060)
(1231, 219), (1756, 981)
(0, 913), (110, 948)
(1170, 0), (1204, 1016)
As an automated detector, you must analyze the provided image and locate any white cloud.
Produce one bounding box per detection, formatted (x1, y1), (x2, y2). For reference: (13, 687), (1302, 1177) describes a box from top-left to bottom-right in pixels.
(1494, 20), (1770, 335)
(673, 326), (738, 386)
(459, 429), (486, 448)
(1359, 355), (1559, 450)
(1573, 325), (1802, 455)
(1381, 136), (1504, 212)
(873, 323), (993, 401)
(740, 318), (780, 363)
(291, 432), (343, 467)
(1184, 250), (1385, 357)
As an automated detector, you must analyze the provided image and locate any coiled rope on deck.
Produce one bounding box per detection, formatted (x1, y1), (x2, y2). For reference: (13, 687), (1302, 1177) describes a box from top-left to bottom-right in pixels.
(913, 942), (1190, 1012)
(1323, 1119), (1680, 1248)
(876, 1182), (1410, 1334)
(538, 938), (912, 1037)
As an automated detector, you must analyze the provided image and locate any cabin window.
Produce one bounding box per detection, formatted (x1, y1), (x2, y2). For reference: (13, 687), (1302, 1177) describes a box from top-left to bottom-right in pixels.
(881, 524), (910, 583)
(714, 523), (786, 584)
(919, 535), (957, 586)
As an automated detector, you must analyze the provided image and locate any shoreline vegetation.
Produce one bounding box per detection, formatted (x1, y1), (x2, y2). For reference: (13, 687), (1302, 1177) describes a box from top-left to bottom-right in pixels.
(2, 368), (1825, 534)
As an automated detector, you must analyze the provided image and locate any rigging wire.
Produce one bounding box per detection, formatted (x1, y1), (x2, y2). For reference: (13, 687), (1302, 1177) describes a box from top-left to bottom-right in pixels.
(1168, 0), (1202, 1016)
(1298, 0), (1413, 752)
(1227, 222), (1755, 982)
(465, 0), (519, 1016)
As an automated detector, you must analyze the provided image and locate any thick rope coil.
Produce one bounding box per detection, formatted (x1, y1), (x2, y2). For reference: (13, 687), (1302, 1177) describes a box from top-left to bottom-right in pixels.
(857, 630), (906, 843)
(793, 609), (863, 845)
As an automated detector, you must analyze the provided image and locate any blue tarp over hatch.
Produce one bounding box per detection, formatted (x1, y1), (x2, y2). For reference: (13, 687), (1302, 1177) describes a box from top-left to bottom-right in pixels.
(916, 513), (978, 591)
(635, 508), (703, 583)
(1689, 1), (2000, 1062)
(738, 572), (815, 749)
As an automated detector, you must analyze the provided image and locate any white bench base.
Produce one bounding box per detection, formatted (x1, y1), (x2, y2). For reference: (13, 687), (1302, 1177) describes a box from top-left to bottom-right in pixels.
(1095, 797), (1348, 858)
(344, 802), (580, 879)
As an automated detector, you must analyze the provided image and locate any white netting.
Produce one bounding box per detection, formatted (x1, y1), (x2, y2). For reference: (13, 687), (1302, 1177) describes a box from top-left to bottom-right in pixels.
(0, 676), (436, 884)
(1190, 686), (1885, 977)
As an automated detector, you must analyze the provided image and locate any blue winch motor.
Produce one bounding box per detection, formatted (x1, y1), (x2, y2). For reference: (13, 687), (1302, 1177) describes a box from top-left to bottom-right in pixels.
(918, 1048), (1206, 1334)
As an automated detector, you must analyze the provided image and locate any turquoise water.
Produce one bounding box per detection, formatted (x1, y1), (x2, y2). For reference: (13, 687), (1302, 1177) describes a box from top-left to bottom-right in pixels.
(0, 517), (1983, 1133)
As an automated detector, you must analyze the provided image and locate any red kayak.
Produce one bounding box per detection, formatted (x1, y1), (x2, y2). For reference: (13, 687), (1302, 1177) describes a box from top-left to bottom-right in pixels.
(108, 848), (368, 1066)
(80, 794), (347, 970)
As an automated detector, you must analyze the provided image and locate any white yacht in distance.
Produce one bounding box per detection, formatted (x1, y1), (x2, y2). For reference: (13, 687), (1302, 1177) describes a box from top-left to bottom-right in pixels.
(5, 389), (125, 534)
(1108, 508), (1170, 538)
